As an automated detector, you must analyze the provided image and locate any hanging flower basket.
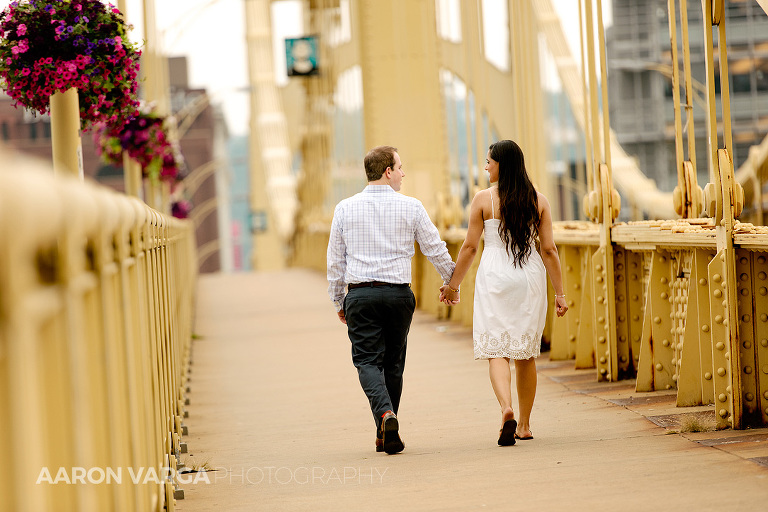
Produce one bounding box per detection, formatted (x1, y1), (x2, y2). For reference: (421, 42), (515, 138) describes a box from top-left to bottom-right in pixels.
(0, 0), (141, 130)
(171, 198), (191, 219)
(94, 106), (186, 184)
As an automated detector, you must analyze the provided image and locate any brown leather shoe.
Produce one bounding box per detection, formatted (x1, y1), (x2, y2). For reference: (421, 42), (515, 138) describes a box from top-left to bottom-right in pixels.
(380, 410), (405, 454)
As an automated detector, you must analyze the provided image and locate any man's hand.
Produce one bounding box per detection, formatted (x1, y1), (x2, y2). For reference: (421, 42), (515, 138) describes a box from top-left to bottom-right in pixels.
(337, 310), (347, 324)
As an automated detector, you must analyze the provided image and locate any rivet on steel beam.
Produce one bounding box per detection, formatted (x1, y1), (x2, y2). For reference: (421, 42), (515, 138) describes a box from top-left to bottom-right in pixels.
(617, 295), (625, 302)
(740, 257), (748, 265)
(718, 393), (727, 402)
(596, 264), (603, 271)
(740, 273), (749, 281)
(665, 384), (672, 390)
(632, 262), (638, 268)
(742, 314), (751, 323)
(763, 365), (768, 374)
(761, 314), (768, 322)
(598, 296), (604, 303)
(715, 315), (723, 324)
(672, 358), (677, 366)
(569, 335), (576, 341)
(746, 393), (754, 402)
(722, 300), (728, 309)
(617, 275), (624, 282)
(620, 356), (627, 363)
(598, 316), (605, 324)
(618, 315), (625, 322)
(634, 335), (641, 342)
(716, 342), (725, 350)
(568, 300), (575, 307)
(598, 336), (606, 343)
(741, 289), (749, 296)
(699, 278), (707, 286)
(655, 363), (663, 371)
(764, 391), (768, 399)
(761, 339), (768, 347)
(632, 294), (639, 301)
(661, 277), (669, 284)
(702, 324), (710, 332)
(717, 367), (727, 377)
(633, 315), (640, 321)
(661, 292), (669, 300)
(727, 386), (732, 393)
(600, 368), (608, 375)
(662, 339), (670, 347)
(743, 340), (752, 349)
(759, 271), (767, 280)
(744, 366), (753, 374)
(619, 335), (626, 342)
(704, 372), (712, 380)
(672, 374), (678, 382)
(599, 357), (607, 364)
(720, 252), (726, 260)
(758, 256), (766, 264)
(719, 409), (728, 418)
(725, 352), (730, 360)
(617, 263), (624, 271)
(714, 289), (722, 298)
(575, 284), (581, 290)
(759, 287), (767, 296)
(631, 274), (638, 281)
(660, 256), (667, 263)
(654, 316), (661, 324)
(713, 274), (722, 283)
(566, 265), (573, 271)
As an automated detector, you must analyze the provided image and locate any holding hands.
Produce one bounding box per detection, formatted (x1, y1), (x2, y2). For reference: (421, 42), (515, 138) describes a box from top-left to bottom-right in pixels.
(439, 284), (460, 305)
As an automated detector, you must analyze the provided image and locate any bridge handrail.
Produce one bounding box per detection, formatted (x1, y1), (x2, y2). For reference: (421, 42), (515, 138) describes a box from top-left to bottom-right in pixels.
(0, 149), (196, 511)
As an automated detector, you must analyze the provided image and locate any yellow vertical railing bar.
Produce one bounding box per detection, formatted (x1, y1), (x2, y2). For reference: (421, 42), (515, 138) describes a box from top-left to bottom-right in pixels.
(669, 0), (686, 192)
(94, 189), (135, 510)
(578, 0), (594, 199)
(583, 0), (602, 191)
(595, 0), (611, 175)
(700, 0), (721, 195)
(680, 0), (698, 175)
(716, 14), (734, 161)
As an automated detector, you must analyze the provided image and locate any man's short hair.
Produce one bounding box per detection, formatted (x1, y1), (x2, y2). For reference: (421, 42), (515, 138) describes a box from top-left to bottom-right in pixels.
(364, 146), (398, 181)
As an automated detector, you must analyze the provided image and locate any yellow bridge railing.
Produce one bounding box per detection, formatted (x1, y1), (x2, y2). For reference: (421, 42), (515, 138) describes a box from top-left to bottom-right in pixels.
(0, 152), (196, 511)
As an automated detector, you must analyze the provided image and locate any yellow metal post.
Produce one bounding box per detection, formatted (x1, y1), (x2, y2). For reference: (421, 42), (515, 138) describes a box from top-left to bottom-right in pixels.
(245, 0), (288, 270)
(355, 0), (449, 216)
(50, 88), (83, 180)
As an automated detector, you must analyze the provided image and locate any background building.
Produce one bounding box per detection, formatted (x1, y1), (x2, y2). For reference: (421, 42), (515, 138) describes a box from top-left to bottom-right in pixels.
(607, 0), (768, 191)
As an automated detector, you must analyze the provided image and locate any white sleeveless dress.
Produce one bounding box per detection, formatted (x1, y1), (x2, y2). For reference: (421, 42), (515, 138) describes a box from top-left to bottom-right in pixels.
(473, 190), (548, 360)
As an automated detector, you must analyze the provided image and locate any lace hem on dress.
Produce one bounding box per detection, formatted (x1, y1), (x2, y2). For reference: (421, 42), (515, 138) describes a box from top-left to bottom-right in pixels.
(473, 331), (541, 360)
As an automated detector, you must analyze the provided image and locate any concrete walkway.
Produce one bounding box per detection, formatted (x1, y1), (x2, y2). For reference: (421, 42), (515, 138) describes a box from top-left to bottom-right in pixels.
(177, 270), (768, 512)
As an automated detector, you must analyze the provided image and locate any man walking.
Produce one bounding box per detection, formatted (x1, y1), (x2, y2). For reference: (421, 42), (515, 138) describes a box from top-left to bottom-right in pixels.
(327, 145), (455, 454)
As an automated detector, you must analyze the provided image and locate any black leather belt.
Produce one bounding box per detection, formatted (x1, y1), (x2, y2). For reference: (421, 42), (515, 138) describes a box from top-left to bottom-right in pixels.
(348, 281), (410, 290)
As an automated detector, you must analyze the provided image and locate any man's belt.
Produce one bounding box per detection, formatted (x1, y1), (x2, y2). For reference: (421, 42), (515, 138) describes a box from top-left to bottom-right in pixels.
(348, 281), (410, 290)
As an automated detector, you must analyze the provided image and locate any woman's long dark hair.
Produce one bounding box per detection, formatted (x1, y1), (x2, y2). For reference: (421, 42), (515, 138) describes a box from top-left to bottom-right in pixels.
(491, 140), (539, 266)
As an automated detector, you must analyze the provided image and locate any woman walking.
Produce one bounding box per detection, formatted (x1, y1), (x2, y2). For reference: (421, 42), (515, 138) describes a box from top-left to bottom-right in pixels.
(440, 140), (568, 445)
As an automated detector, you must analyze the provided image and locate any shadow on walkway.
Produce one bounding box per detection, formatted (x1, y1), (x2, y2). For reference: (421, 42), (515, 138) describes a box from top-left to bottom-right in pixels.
(177, 269), (768, 512)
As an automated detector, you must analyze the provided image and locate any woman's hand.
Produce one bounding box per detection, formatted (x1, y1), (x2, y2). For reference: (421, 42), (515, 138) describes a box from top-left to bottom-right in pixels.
(439, 284), (460, 305)
(555, 296), (568, 317)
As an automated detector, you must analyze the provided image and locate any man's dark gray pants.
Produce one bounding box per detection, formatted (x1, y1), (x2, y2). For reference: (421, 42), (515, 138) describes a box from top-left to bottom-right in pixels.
(344, 285), (416, 434)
